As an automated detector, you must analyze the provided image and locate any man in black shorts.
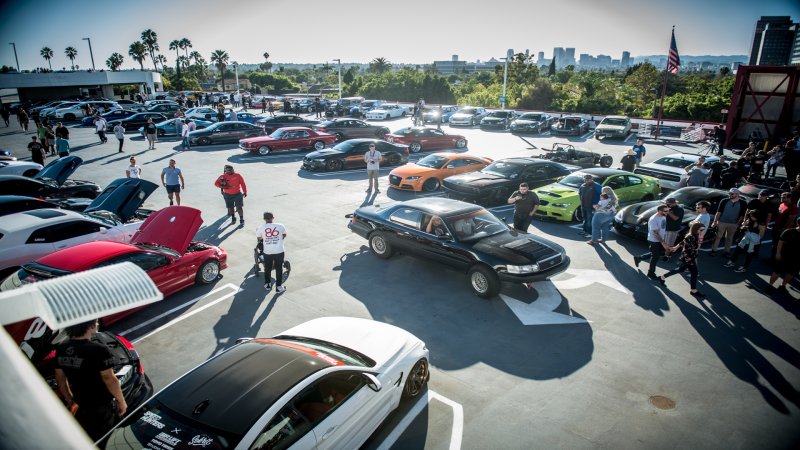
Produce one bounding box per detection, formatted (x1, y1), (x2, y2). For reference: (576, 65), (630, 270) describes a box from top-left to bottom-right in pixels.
(161, 159), (185, 206)
(214, 164), (247, 225)
(768, 216), (800, 295)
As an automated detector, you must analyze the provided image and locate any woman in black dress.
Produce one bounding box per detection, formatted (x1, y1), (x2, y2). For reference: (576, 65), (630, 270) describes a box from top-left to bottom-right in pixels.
(658, 222), (705, 298)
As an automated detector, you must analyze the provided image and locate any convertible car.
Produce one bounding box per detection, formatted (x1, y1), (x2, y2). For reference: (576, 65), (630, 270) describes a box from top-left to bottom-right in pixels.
(550, 116), (590, 136)
(537, 143), (613, 168)
(347, 197), (570, 298)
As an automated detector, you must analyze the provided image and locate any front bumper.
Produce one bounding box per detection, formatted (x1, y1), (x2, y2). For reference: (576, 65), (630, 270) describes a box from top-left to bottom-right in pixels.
(534, 203), (577, 222)
(302, 159), (326, 171)
(497, 255), (571, 282)
(389, 174), (424, 191)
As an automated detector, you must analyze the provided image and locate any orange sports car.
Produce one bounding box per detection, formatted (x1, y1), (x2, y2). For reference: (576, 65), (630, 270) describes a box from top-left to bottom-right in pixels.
(388, 152), (493, 192)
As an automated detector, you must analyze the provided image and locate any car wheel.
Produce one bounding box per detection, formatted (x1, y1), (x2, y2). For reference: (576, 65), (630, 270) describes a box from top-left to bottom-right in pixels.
(22, 169), (39, 177)
(64, 113), (76, 121)
(326, 159), (343, 171)
(334, 132), (344, 142)
(196, 260), (220, 284)
(198, 137), (211, 146)
(422, 178), (440, 192)
(402, 358), (429, 399)
(573, 207), (583, 222)
(599, 155), (613, 168)
(369, 232), (393, 259)
(455, 138), (467, 148)
(376, 129), (388, 139)
(641, 194), (654, 202)
(157, 129), (165, 137)
(281, 260), (291, 284)
(468, 265), (500, 299)
(257, 145), (271, 156)
(307, 106), (314, 113)
(471, 118), (477, 126)
(409, 142), (422, 153)
(313, 140), (325, 150)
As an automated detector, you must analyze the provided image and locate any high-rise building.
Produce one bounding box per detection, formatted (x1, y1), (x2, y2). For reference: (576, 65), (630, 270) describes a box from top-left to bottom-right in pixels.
(565, 48), (576, 66)
(553, 47), (565, 68)
(621, 51), (631, 67)
(537, 51), (545, 64)
(791, 26), (800, 65)
(749, 16), (796, 65)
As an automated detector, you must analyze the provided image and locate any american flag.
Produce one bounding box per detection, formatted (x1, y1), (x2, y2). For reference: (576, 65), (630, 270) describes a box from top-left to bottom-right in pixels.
(667, 29), (680, 74)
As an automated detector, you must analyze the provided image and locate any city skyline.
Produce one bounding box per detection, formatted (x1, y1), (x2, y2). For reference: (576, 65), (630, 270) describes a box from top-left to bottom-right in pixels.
(0, 0), (797, 71)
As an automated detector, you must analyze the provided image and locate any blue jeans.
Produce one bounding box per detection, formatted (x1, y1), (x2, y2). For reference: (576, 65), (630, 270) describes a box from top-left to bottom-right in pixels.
(182, 136), (190, 149)
(581, 206), (594, 234)
(591, 211), (613, 241)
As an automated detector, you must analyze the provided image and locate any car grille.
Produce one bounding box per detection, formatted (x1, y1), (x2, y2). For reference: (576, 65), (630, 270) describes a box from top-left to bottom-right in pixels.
(389, 175), (402, 186)
(443, 183), (479, 195)
(634, 168), (681, 182)
(537, 253), (563, 271)
(539, 200), (549, 206)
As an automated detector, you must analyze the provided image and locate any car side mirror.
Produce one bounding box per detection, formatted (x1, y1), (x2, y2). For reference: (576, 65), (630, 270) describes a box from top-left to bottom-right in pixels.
(363, 373), (382, 392)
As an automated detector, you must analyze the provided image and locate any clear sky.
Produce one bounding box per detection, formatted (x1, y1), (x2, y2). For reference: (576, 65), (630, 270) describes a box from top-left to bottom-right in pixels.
(0, 0), (798, 70)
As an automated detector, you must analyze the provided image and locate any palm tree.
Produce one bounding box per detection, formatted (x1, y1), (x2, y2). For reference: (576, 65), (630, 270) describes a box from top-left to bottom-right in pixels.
(141, 29), (160, 71)
(106, 52), (124, 71)
(128, 41), (148, 70)
(64, 46), (78, 70)
(177, 55), (190, 69)
(169, 40), (181, 61)
(189, 51), (204, 66)
(40, 47), (54, 70)
(155, 54), (168, 69)
(369, 57), (391, 74)
(210, 50), (229, 92)
(179, 38), (192, 59)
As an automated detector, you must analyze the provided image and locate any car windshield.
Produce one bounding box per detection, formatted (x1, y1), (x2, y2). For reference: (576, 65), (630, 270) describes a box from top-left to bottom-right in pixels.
(392, 128), (415, 136)
(102, 400), (239, 449)
(652, 157), (696, 168)
(519, 113), (543, 120)
(273, 336), (373, 367)
(416, 154), (449, 169)
(445, 209), (507, 242)
(481, 161), (524, 178)
(489, 111), (513, 118)
(457, 108), (478, 115)
(558, 174), (600, 188)
(601, 118), (628, 126)
(270, 129), (288, 138)
(361, 101), (376, 107)
(331, 141), (358, 152)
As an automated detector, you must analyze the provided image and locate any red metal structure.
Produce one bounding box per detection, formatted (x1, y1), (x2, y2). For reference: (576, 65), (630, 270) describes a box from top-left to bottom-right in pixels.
(725, 65), (800, 148)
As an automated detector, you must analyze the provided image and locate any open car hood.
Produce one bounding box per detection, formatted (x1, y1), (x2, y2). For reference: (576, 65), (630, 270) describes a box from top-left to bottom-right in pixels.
(34, 155), (82, 186)
(131, 205), (203, 253)
(84, 178), (159, 222)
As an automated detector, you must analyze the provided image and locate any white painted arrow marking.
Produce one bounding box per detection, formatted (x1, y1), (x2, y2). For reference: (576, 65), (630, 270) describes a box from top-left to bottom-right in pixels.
(500, 281), (588, 325)
(552, 268), (631, 295)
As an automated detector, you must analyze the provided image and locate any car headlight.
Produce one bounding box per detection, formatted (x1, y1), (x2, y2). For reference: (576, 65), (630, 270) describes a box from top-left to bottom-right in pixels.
(506, 264), (539, 274)
(552, 203), (571, 208)
(406, 176), (421, 181)
(614, 210), (624, 222)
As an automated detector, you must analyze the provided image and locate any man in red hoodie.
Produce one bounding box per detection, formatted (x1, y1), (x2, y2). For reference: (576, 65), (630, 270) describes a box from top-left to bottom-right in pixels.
(214, 164), (248, 226)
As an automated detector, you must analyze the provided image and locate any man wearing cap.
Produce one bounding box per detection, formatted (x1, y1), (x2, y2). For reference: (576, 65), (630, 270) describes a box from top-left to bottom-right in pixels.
(620, 149), (636, 172)
(508, 182), (540, 232)
(767, 216), (800, 295)
(663, 197), (684, 259)
(214, 165), (247, 226)
(578, 174), (602, 236)
(711, 188), (746, 257)
(256, 212), (287, 293)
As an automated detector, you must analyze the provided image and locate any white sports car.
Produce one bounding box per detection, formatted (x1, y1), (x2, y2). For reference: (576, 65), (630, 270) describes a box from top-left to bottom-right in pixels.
(0, 160), (43, 177)
(0, 178), (158, 275)
(366, 103), (409, 120)
(100, 317), (430, 450)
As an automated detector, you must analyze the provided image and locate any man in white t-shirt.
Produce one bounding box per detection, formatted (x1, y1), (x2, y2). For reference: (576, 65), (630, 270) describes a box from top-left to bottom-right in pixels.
(125, 156), (141, 179)
(181, 120), (190, 150)
(692, 200), (711, 242)
(256, 212), (287, 293)
(364, 143), (381, 193)
(94, 116), (108, 144)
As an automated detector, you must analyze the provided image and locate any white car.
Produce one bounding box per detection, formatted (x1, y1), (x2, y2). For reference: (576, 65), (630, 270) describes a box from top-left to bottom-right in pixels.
(100, 317), (430, 450)
(40, 101), (79, 118)
(633, 153), (720, 191)
(53, 101), (120, 120)
(366, 103), (409, 120)
(184, 107), (220, 122)
(449, 106), (488, 126)
(0, 160), (43, 177)
(0, 178), (158, 275)
(115, 99), (147, 112)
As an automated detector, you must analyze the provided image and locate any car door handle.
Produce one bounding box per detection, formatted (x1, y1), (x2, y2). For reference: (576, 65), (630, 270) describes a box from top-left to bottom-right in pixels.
(57, 244), (67, 249)
(321, 425), (338, 440)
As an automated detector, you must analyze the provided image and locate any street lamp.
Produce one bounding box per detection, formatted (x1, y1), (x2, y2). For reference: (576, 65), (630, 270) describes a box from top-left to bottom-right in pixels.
(501, 48), (513, 110)
(8, 42), (19, 72)
(232, 62), (239, 93)
(333, 58), (342, 99)
(82, 37), (95, 71)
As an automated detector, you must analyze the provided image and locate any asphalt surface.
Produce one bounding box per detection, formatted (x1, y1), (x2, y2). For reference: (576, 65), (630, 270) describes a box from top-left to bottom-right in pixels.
(1, 113), (798, 449)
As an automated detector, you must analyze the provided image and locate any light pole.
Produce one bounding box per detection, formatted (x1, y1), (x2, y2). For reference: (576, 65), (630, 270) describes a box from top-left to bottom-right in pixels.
(8, 42), (19, 72)
(233, 62), (240, 94)
(333, 59), (342, 99)
(82, 37), (95, 71)
(501, 48), (513, 110)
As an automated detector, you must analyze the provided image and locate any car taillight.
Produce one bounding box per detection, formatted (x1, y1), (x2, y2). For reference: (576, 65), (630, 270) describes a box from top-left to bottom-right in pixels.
(116, 334), (143, 374)
(350, 213), (357, 224)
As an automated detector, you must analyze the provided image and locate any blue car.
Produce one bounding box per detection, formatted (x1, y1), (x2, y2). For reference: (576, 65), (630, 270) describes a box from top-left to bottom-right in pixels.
(80, 109), (137, 126)
(225, 111), (259, 124)
(137, 118), (214, 137)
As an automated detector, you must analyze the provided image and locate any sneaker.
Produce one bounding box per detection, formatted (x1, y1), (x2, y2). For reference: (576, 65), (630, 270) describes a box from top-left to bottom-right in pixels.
(723, 261), (735, 268)
(264, 282), (272, 292)
(276, 285), (286, 293)
(231, 216), (236, 224)
(240, 218), (245, 226)
(375, 189), (380, 193)
(633, 256), (642, 268)
(365, 188), (371, 193)
(734, 266), (746, 273)
(690, 290), (706, 298)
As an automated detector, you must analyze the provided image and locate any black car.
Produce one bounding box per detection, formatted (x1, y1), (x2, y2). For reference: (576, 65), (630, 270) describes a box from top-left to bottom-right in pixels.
(510, 112), (555, 134)
(188, 121), (265, 146)
(0, 156), (101, 199)
(107, 112), (169, 131)
(443, 158), (578, 206)
(302, 139), (409, 172)
(347, 197), (570, 298)
(551, 116), (590, 136)
(479, 110), (517, 130)
(0, 195), (59, 217)
(145, 103), (181, 114)
(312, 119), (390, 142)
(256, 114), (320, 133)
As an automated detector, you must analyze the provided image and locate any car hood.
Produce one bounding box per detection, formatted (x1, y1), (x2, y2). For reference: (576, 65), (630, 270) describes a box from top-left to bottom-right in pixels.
(620, 201), (699, 225)
(278, 317), (421, 369)
(390, 164), (437, 177)
(131, 205), (203, 253)
(84, 178), (159, 222)
(472, 231), (563, 265)
(34, 156), (82, 186)
(240, 135), (274, 145)
(482, 117), (508, 122)
(512, 119), (542, 125)
(451, 113), (475, 119)
(446, 171), (509, 186)
(306, 149), (342, 159)
(535, 184), (579, 199)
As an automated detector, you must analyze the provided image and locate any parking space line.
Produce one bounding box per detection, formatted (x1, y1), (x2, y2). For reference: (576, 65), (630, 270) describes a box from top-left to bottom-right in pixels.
(121, 283), (239, 343)
(580, 131), (594, 139)
(377, 390), (463, 450)
(311, 168), (395, 177)
(625, 133), (637, 143)
(489, 205), (514, 213)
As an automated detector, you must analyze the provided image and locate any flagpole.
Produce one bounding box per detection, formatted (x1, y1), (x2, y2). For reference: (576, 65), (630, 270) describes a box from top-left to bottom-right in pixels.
(654, 26), (675, 141)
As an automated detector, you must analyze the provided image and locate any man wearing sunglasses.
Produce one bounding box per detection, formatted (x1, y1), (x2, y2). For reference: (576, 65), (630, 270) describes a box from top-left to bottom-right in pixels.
(634, 204), (671, 280)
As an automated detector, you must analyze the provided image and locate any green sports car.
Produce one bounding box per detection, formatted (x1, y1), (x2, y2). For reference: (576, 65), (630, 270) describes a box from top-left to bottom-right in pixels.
(534, 168), (660, 222)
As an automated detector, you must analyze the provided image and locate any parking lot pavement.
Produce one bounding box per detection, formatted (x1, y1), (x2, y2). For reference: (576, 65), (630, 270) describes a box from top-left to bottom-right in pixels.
(1, 117), (799, 448)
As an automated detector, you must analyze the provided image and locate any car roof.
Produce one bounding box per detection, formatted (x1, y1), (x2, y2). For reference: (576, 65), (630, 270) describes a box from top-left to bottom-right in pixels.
(276, 126), (313, 132)
(603, 115), (629, 120)
(658, 153), (718, 161)
(389, 197), (482, 216)
(576, 167), (629, 177)
(0, 208), (88, 234)
(36, 241), (137, 271)
(157, 340), (336, 435)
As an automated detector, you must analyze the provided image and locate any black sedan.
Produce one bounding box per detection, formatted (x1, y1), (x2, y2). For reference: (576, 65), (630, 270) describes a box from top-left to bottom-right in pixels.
(551, 116), (590, 136)
(312, 119), (390, 142)
(0, 156), (101, 199)
(107, 112), (169, 131)
(443, 158), (578, 206)
(347, 197), (570, 298)
(613, 187), (730, 242)
(479, 110), (517, 130)
(256, 114), (320, 133)
(188, 121), (265, 146)
(510, 112), (555, 134)
(146, 103), (181, 114)
(302, 138), (409, 172)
